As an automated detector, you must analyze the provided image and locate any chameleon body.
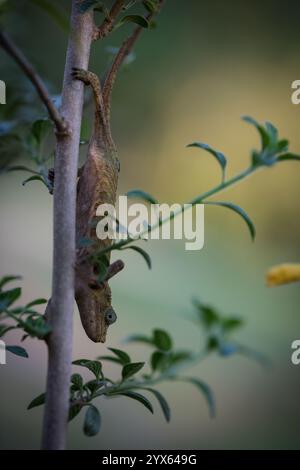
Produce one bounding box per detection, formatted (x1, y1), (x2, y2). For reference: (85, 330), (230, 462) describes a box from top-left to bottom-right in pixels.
(72, 68), (123, 343)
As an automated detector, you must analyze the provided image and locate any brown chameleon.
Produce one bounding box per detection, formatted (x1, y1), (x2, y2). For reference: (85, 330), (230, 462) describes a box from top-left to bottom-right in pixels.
(49, 68), (124, 343)
(72, 68), (124, 343)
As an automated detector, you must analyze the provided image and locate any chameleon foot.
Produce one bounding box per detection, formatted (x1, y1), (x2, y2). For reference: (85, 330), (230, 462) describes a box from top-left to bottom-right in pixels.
(72, 68), (99, 87)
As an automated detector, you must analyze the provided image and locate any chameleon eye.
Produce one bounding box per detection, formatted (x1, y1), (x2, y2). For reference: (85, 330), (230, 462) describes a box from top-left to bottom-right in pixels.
(105, 308), (117, 325)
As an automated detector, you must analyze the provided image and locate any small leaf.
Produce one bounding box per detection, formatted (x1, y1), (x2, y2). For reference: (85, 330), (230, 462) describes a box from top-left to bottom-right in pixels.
(126, 189), (158, 204)
(221, 317), (243, 333)
(73, 360), (103, 380)
(118, 15), (149, 28)
(265, 121), (278, 146)
(187, 142), (227, 182)
(170, 350), (192, 365)
(0, 287), (21, 313)
(122, 362), (145, 380)
(151, 351), (168, 371)
(113, 391), (153, 414)
(0, 324), (16, 337)
(6, 345), (28, 358)
(276, 139), (289, 153)
(122, 245), (152, 269)
(242, 116), (270, 149)
(0, 275), (22, 290)
(22, 175), (48, 188)
(153, 329), (172, 351)
(97, 355), (124, 365)
(83, 405), (101, 437)
(25, 298), (47, 308)
(125, 334), (154, 345)
(277, 153), (300, 163)
(204, 201), (255, 240)
(143, 0), (157, 13)
(85, 379), (106, 394)
(192, 299), (219, 328)
(107, 347), (131, 365)
(71, 373), (83, 390)
(27, 393), (45, 410)
(68, 403), (83, 422)
(179, 378), (215, 418)
(31, 118), (52, 144)
(142, 388), (171, 422)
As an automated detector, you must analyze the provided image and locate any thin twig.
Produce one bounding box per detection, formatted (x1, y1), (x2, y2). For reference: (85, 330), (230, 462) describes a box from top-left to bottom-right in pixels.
(102, 0), (166, 115)
(0, 30), (68, 135)
(93, 0), (125, 41)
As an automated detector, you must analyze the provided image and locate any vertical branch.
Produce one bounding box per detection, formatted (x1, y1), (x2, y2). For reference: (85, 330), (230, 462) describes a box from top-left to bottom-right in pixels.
(41, 0), (94, 450)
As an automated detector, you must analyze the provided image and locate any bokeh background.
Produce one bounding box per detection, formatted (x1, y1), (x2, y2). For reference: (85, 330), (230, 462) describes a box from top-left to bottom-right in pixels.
(1, 0), (300, 449)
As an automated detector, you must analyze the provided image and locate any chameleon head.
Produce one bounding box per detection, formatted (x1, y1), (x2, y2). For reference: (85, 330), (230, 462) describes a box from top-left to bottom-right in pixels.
(75, 280), (117, 343)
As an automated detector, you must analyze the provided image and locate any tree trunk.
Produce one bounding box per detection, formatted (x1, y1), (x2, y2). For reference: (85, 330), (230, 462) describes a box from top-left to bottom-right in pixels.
(41, 1), (94, 450)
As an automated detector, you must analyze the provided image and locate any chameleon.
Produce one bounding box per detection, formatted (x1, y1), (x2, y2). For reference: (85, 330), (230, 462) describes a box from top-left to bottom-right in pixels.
(72, 67), (124, 343)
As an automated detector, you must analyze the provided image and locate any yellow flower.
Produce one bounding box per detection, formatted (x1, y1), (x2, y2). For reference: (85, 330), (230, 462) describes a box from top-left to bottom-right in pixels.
(266, 263), (300, 287)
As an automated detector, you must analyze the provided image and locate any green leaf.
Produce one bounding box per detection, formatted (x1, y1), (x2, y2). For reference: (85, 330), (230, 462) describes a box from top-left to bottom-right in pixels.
(23, 316), (51, 339)
(6, 345), (28, 358)
(73, 359), (103, 380)
(277, 153), (300, 163)
(122, 245), (152, 269)
(71, 373), (83, 390)
(192, 299), (220, 328)
(0, 275), (21, 290)
(31, 119), (52, 144)
(30, 0), (69, 31)
(143, 0), (158, 13)
(276, 139), (289, 153)
(125, 334), (154, 345)
(0, 287), (21, 313)
(187, 142), (227, 182)
(204, 201), (255, 241)
(0, 324), (16, 337)
(85, 379), (106, 394)
(265, 121), (278, 146)
(153, 329), (172, 351)
(170, 350), (192, 365)
(179, 378), (215, 418)
(126, 189), (158, 204)
(142, 387), (171, 422)
(151, 351), (168, 371)
(22, 175), (48, 188)
(122, 362), (145, 380)
(113, 391), (153, 414)
(83, 405), (101, 437)
(27, 393), (46, 410)
(25, 298), (47, 308)
(221, 317), (243, 333)
(107, 347), (131, 365)
(68, 403), (83, 422)
(118, 15), (149, 28)
(97, 355), (124, 365)
(242, 116), (270, 150)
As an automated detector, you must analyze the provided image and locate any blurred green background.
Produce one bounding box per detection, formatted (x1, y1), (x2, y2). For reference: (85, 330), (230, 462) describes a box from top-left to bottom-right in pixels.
(1, 0), (300, 449)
